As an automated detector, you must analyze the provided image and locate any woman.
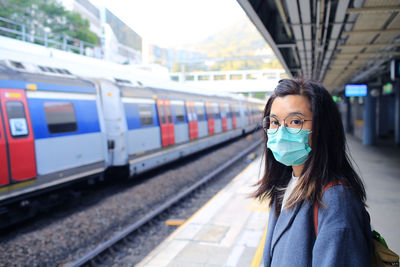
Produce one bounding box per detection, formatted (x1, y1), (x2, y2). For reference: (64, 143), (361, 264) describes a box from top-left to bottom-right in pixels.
(256, 78), (371, 266)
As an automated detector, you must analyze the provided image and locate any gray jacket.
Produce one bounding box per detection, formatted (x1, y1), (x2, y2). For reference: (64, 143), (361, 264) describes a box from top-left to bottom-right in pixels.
(263, 185), (372, 267)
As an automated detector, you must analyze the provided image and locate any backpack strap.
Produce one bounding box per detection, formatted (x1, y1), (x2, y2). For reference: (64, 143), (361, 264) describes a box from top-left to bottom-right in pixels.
(313, 181), (348, 237)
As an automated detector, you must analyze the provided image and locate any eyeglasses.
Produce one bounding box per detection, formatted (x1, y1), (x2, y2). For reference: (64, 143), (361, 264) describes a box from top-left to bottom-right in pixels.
(262, 115), (312, 134)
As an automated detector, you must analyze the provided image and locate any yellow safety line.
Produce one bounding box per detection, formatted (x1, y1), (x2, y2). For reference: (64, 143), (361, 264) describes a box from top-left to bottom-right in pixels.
(165, 219), (185, 226)
(250, 210), (270, 267)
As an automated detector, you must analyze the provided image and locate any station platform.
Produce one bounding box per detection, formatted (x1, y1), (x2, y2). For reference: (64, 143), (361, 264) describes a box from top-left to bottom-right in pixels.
(347, 135), (400, 254)
(137, 134), (400, 267)
(137, 156), (268, 267)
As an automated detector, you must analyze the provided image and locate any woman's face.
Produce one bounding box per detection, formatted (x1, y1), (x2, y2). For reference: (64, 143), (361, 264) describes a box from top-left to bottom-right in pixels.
(270, 94), (313, 145)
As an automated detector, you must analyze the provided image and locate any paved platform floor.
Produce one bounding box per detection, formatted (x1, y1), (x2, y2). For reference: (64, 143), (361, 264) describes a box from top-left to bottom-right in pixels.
(346, 135), (400, 254)
(137, 156), (268, 267)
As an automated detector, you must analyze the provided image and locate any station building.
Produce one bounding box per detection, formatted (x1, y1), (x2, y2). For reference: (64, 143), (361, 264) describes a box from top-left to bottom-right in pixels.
(60, 0), (143, 64)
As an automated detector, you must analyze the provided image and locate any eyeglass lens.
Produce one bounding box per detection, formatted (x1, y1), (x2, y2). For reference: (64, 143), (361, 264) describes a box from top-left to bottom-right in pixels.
(263, 115), (304, 134)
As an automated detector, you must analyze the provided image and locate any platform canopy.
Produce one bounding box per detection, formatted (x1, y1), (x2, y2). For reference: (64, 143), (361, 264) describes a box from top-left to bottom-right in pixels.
(237, 0), (400, 92)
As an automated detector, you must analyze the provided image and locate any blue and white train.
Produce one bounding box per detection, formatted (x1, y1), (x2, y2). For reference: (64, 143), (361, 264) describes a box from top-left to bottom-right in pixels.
(0, 54), (264, 215)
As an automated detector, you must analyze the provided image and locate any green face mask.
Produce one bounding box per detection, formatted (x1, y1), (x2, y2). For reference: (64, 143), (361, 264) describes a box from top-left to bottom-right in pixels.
(267, 127), (312, 166)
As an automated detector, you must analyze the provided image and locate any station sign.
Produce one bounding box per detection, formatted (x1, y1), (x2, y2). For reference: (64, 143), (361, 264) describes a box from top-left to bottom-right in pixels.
(345, 84), (367, 97)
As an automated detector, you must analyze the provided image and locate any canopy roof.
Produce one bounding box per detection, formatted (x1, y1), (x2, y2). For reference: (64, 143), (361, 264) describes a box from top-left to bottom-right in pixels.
(237, 0), (400, 92)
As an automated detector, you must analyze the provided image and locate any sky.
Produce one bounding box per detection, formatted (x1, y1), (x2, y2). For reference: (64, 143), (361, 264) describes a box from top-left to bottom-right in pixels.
(89, 0), (248, 47)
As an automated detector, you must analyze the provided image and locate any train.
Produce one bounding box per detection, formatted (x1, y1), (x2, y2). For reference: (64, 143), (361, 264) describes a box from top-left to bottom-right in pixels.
(0, 37), (264, 226)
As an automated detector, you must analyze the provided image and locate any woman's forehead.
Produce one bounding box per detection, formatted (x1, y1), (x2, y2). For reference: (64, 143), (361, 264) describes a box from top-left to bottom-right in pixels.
(270, 95), (312, 117)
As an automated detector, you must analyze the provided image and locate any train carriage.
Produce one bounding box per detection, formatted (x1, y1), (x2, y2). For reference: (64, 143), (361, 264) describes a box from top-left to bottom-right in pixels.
(0, 63), (107, 203)
(0, 55), (263, 226)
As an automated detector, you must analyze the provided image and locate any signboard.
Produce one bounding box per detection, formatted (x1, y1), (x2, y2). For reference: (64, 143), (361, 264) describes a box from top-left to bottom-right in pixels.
(9, 118), (28, 136)
(345, 84), (367, 97)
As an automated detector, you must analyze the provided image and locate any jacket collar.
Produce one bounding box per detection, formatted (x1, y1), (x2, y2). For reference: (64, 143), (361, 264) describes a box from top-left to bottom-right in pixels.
(270, 202), (302, 254)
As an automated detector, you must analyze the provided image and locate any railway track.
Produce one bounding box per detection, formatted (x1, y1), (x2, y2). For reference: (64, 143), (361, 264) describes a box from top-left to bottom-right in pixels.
(68, 139), (262, 267)
(0, 133), (263, 266)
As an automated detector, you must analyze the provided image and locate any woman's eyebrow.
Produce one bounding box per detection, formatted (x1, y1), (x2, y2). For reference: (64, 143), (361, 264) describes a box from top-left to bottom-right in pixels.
(269, 111), (305, 117)
(288, 111), (305, 116)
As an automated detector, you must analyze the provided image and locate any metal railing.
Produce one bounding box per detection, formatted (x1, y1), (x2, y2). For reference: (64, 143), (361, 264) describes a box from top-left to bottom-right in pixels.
(0, 16), (101, 58)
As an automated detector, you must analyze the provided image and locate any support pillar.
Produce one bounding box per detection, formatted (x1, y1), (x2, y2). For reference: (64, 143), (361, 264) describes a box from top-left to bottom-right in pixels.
(363, 87), (376, 146)
(395, 80), (400, 145)
(376, 95), (389, 137)
(345, 97), (352, 133)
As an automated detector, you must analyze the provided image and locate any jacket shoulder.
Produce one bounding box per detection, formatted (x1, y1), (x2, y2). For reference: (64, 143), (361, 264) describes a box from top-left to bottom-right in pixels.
(318, 185), (369, 231)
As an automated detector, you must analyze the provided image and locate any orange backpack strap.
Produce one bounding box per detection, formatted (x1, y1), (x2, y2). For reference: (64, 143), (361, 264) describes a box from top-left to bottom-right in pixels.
(314, 181), (348, 237)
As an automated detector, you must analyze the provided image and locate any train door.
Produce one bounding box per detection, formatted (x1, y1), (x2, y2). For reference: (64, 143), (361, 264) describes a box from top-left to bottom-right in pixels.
(185, 101), (193, 140)
(157, 99), (175, 147)
(165, 100), (175, 145)
(231, 104), (237, 129)
(185, 101), (198, 140)
(157, 99), (168, 147)
(0, 111), (8, 186)
(99, 80), (128, 166)
(192, 103), (199, 139)
(206, 103), (214, 135)
(220, 103), (227, 132)
(0, 89), (36, 186)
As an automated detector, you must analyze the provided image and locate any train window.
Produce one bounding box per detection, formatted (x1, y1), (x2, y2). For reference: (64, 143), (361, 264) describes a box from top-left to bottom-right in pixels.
(138, 104), (154, 126)
(206, 104), (213, 119)
(227, 106), (232, 118)
(158, 105), (166, 124)
(214, 75), (226, 80)
(166, 106), (173, 123)
(220, 105), (226, 118)
(213, 104), (220, 119)
(195, 105), (205, 121)
(230, 74), (242, 80)
(246, 73), (257, 80)
(263, 73), (276, 80)
(174, 105), (185, 122)
(6, 101), (29, 137)
(185, 75), (195, 81)
(44, 102), (77, 134)
(198, 75), (210, 81)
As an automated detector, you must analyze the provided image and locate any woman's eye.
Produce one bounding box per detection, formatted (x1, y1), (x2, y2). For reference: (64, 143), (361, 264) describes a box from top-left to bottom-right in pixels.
(290, 120), (301, 125)
(271, 120), (279, 125)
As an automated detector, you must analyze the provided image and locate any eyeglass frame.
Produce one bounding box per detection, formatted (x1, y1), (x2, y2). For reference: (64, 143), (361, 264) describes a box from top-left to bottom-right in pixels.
(262, 114), (312, 134)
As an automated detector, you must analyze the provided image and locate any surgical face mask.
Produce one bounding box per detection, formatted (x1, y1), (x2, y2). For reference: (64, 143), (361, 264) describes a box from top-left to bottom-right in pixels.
(266, 127), (312, 166)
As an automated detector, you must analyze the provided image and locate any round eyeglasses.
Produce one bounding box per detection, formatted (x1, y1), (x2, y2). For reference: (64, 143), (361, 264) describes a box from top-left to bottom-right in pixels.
(262, 115), (312, 134)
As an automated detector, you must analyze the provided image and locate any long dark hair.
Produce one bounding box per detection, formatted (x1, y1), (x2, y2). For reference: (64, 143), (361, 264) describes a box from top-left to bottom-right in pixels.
(254, 78), (366, 216)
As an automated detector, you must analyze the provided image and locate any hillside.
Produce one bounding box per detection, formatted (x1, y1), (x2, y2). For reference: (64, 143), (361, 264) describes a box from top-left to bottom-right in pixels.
(179, 17), (283, 71)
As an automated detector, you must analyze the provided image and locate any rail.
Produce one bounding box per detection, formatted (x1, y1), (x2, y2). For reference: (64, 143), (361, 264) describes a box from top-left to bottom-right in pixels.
(0, 16), (100, 57)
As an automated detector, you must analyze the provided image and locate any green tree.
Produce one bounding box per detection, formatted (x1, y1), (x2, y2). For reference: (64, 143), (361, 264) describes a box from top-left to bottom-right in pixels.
(0, 0), (99, 45)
